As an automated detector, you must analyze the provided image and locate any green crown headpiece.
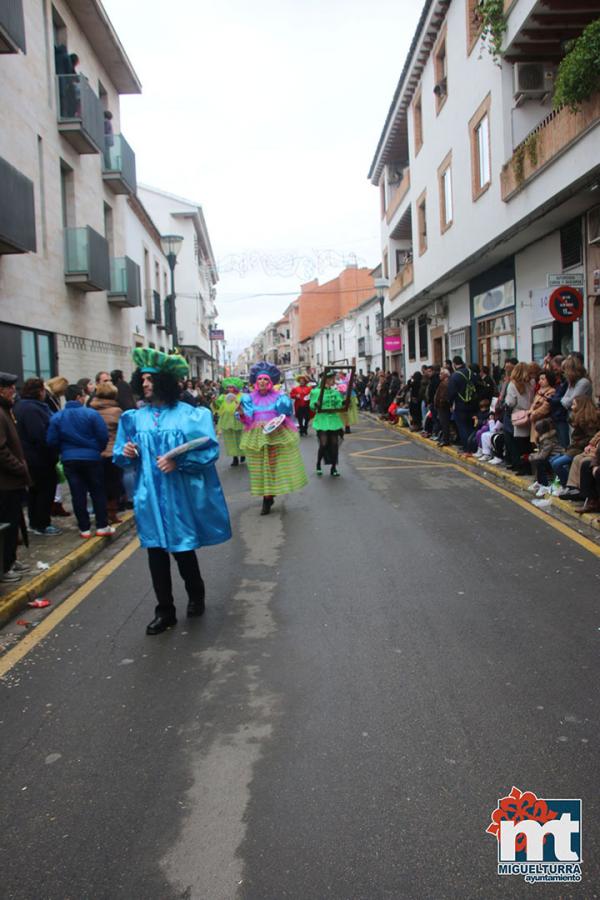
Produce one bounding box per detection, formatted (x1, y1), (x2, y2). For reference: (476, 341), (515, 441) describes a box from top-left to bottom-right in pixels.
(132, 347), (189, 380)
(222, 376), (244, 391)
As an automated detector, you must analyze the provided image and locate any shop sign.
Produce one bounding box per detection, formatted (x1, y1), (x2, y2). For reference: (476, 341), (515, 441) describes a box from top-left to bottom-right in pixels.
(384, 335), (402, 352)
(548, 286), (584, 323)
(209, 329), (225, 340)
(473, 280), (515, 319)
(547, 273), (584, 290)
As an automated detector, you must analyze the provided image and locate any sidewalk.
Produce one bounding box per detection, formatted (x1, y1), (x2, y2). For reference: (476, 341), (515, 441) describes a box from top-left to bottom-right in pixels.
(367, 413), (600, 539)
(0, 490), (135, 626)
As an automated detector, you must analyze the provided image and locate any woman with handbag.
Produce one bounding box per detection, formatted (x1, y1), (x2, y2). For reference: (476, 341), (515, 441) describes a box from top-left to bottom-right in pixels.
(505, 362), (534, 474)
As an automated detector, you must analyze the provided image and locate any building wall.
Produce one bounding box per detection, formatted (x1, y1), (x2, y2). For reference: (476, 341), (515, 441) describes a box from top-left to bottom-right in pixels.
(0, 0), (138, 380)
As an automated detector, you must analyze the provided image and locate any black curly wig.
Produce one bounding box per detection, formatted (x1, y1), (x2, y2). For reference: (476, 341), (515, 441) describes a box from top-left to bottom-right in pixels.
(131, 368), (181, 407)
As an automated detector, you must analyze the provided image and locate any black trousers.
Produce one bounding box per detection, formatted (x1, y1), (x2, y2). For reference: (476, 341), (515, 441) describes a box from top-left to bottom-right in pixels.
(147, 547), (205, 615)
(63, 459), (108, 531)
(0, 489), (22, 573)
(27, 463), (57, 530)
(437, 408), (450, 444)
(316, 430), (340, 468)
(297, 406), (310, 434)
(580, 458), (600, 500)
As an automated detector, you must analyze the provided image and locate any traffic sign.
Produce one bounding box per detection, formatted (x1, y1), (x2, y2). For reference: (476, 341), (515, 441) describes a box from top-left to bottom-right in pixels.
(548, 286), (584, 323)
(210, 329), (224, 340)
(547, 273), (584, 289)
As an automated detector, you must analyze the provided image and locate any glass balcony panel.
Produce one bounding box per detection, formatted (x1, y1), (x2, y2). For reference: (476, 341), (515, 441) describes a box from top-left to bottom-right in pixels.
(102, 134), (137, 195)
(56, 74), (104, 154)
(0, 155), (36, 253)
(64, 226), (110, 291)
(0, 0), (26, 52)
(108, 256), (141, 307)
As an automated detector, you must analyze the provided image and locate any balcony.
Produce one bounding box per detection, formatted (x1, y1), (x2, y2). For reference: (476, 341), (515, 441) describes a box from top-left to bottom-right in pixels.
(64, 226), (110, 291)
(102, 134), (137, 195)
(0, 155), (36, 253)
(501, 93), (600, 201)
(386, 168), (411, 225)
(389, 261), (414, 301)
(56, 74), (104, 154)
(108, 256), (141, 308)
(0, 0), (25, 52)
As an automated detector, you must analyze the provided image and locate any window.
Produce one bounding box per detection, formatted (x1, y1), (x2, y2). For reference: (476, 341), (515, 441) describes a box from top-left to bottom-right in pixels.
(380, 180), (386, 217)
(21, 329), (53, 380)
(477, 313), (515, 368)
(383, 248), (389, 279)
(438, 151), (453, 232)
(59, 160), (74, 228)
(408, 319), (416, 360)
(469, 94), (492, 201)
(417, 190), (427, 255)
(338, 333), (342, 351)
(434, 29), (448, 113)
(413, 89), (423, 154)
(365, 316), (370, 331)
(560, 218), (582, 269)
(418, 315), (428, 358)
(467, 0), (484, 54)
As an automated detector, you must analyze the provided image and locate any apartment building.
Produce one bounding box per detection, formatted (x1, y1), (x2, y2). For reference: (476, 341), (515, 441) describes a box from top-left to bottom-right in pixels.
(0, 0), (143, 381)
(137, 185), (218, 381)
(369, 0), (600, 388)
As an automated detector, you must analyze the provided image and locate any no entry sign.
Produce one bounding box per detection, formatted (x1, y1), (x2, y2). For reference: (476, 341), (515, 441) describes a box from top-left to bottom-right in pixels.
(548, 286), (583, 323)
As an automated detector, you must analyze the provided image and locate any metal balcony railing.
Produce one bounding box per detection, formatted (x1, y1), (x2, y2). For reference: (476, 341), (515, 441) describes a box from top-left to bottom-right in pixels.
(64, 226), (110, 291)
(56, 74), (104, 154)
(0, 0), (25, 52)
(108, 256), (141, 308)
(0, 155), (36, 253)
(102, 134), (137, 195)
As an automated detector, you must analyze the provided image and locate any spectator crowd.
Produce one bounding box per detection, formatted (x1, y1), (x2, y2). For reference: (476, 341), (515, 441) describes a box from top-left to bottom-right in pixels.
(355, 351), (600, 514)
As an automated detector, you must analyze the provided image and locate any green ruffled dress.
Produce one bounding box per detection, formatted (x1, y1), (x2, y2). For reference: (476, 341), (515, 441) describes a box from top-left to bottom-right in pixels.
(309, 387), (345, 431)
(214, 393), (243, 456)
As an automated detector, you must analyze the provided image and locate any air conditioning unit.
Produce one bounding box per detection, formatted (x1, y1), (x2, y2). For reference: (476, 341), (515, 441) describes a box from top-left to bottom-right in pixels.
(587, 206), (600, 245)
(513, 63), (554, 104)
(430, 300), (447, 318)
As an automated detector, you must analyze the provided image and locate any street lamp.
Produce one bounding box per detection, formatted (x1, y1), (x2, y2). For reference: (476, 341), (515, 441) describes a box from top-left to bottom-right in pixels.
(160, 234), (184, 351)
(374, 276), (389, 371)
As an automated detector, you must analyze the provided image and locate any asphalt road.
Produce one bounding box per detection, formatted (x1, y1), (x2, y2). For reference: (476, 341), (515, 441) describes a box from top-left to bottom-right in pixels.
(1, 417), (599, 900)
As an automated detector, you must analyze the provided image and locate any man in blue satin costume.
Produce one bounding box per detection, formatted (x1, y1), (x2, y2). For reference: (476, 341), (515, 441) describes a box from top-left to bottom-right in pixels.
(113, 348), (232, 635)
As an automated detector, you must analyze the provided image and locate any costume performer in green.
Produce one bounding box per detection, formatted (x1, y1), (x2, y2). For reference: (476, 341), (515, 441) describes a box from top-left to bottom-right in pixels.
(309, 371), (345, 477)
(214, 377), (245, 466)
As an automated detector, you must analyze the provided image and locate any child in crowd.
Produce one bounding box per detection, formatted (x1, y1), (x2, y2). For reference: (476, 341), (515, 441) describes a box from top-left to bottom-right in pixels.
(527, 418), (564, 496)
(388, 393), (409, 426)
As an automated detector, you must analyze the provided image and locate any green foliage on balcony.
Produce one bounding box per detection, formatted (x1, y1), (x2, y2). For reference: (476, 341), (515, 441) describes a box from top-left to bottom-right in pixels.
(554, 20), (600, 113)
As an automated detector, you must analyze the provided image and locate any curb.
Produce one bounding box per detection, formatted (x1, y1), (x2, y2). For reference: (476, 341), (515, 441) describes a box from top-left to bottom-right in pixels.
(367, 415), (600, 537)
(0, 513), (136, 627)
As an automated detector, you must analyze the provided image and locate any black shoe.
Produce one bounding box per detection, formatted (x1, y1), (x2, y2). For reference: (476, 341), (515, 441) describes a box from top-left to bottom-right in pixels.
(260, 497), (274, 515)
(345, 426), (351, 434)
(187, 599), (206, 617)
(146, 614), (177, 635)
(240, 456), (246, 463)
(231, 457), (239, 467)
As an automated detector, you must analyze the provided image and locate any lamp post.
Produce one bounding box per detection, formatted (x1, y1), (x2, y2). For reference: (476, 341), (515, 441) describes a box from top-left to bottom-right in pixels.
(160, 234), (184, 351)
(374, 276), (389, 371)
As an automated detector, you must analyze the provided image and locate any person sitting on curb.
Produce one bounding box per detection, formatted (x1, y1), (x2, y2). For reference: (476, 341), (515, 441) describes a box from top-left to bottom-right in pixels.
(574, 442), (600, 515)
(0, 372), (32, 584)
(527, 418), (564, 496)
(550, 397), (600, 487)
(559, 428), (600, 502)
(47, 385), (113, 539)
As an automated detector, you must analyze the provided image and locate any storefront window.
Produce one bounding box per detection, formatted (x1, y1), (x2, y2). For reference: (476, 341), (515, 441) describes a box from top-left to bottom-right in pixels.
(532, 324), (553, 363)
(21, 331), (37, 380)
(477, 312), (515, 369)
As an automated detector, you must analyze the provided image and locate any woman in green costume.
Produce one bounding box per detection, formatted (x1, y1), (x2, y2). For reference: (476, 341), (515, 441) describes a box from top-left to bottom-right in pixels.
(214, 377), (245, 466)
(309, 371), (345, 477)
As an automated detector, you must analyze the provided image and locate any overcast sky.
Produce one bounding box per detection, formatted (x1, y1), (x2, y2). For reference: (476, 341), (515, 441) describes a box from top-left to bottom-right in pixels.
(103, 0), (423, 359)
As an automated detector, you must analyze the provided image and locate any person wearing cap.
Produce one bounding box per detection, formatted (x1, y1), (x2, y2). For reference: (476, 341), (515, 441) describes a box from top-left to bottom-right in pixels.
(309, 370), (345, 477)
(213, 377), (245, 466)
(113, 348), (232, 635)
(239, 361), (307, 515)
(0, 372), (32, 583)
(290, 374), (312, 436)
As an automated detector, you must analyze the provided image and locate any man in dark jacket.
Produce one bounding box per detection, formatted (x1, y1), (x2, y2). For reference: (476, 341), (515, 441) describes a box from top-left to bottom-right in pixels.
(447, 356), (478, 452)
(15, 378), (61, 536)
(47, 384), (113, 539)
(110, 369), (136, 411)
(0, 372), (32, 583)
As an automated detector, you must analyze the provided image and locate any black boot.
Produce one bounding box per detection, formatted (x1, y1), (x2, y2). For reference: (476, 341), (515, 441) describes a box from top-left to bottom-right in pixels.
(260, 496), (274, 515)
(345, 426), (351, 434)
(187, 598), (206, 617)
(146, 613), (177, 635)
(231, 457), (239, 467)
(240, 456), (246, 463)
